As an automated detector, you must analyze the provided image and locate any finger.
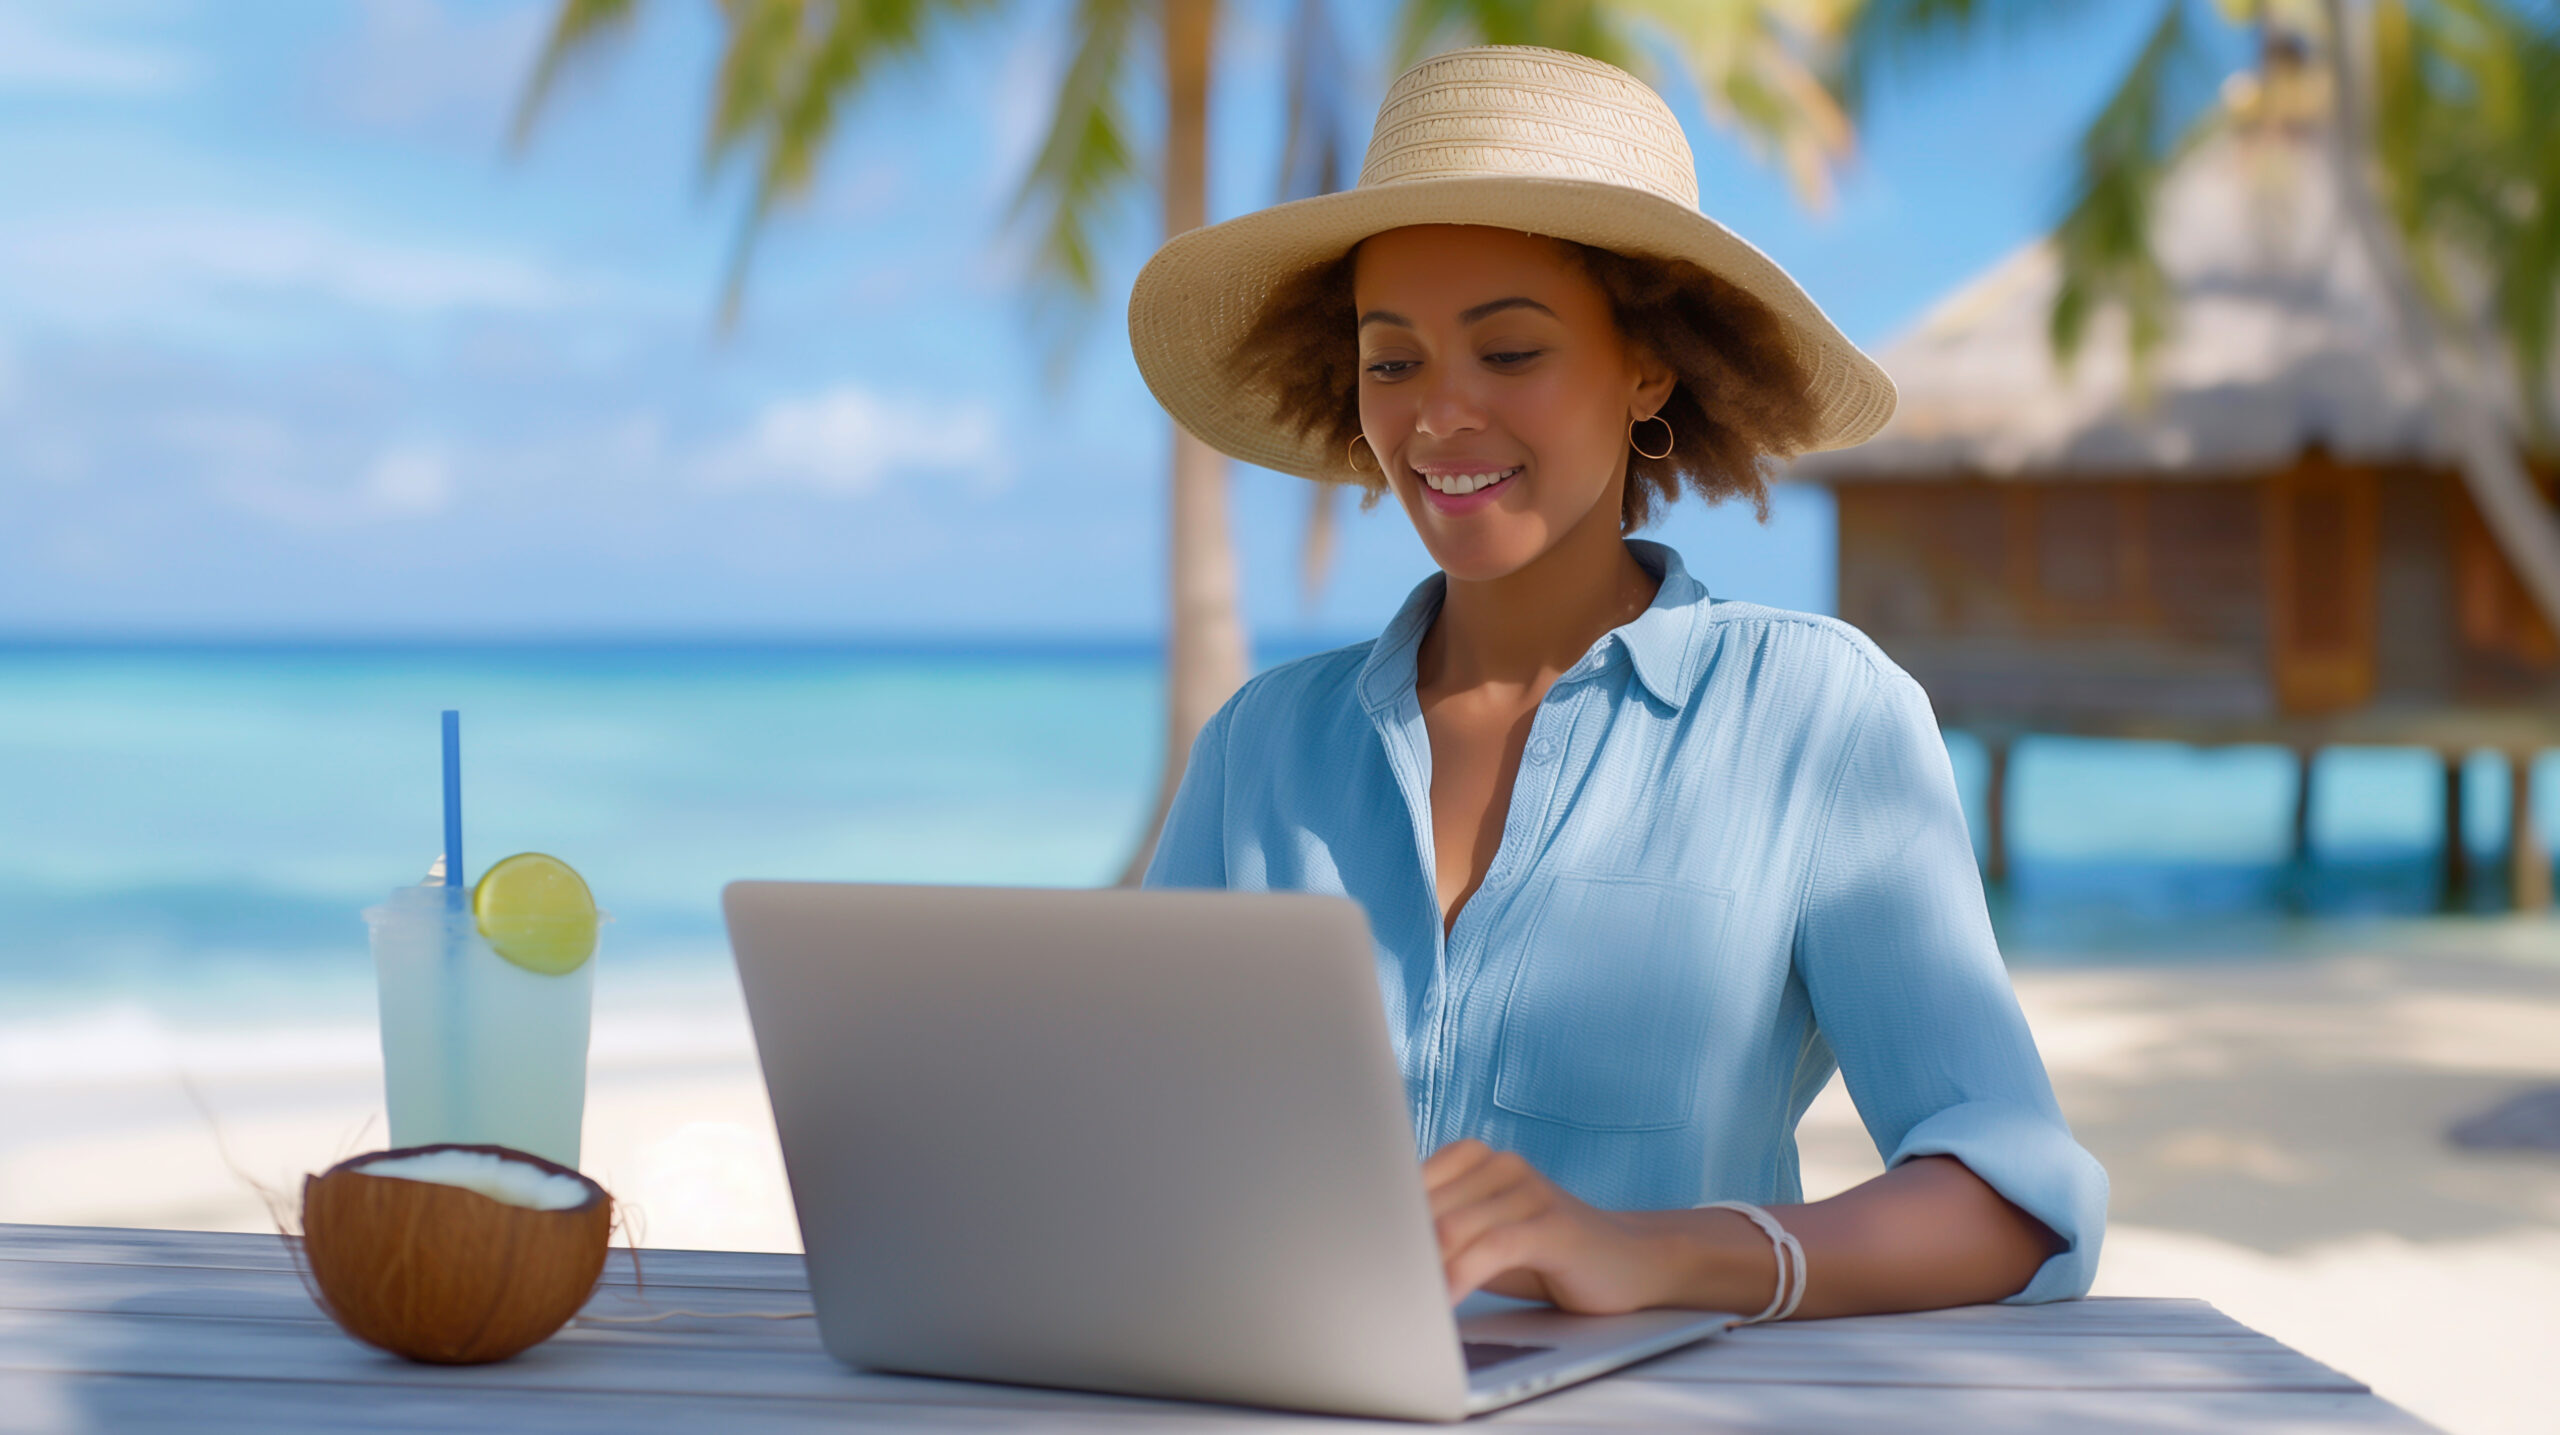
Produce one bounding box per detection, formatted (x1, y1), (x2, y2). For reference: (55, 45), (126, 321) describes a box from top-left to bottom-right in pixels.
(1442, 1217), (1545, 1303)
(1435, 1176), (1550, 1261)
(1419, 1138), (1494, 1187)
(1480, 1267), (1551, 1303)
(1425, 1146), (1535, 1219)
(1419, 1142), (1501, 1211)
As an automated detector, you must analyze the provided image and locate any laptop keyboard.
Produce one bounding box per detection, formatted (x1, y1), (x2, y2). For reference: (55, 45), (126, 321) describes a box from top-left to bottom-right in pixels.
(1463, 1340), (1553, 1372)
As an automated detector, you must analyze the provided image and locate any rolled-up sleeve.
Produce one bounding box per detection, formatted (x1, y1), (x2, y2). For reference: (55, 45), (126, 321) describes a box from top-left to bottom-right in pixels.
(1140, 702), (1233, 890)
(1791, 666), (2108, 1303)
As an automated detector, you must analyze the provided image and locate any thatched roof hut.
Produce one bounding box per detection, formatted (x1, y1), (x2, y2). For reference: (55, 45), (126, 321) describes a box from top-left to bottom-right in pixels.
(1787, 119), (2559, 907)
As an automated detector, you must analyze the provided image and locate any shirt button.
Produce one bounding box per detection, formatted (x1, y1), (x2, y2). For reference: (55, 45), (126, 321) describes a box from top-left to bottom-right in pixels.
(1526, 736), (1557, 765)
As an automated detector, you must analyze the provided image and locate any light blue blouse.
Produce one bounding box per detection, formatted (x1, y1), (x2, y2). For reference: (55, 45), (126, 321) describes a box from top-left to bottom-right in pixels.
(1143, 539), (2106, 1303)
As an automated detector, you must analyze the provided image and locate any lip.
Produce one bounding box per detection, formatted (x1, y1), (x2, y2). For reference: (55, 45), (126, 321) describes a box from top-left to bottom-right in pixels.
(1413, 465), (1520, 516)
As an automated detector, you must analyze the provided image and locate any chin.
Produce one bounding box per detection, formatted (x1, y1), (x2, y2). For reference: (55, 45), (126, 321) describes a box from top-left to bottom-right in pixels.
(1414, 526), (1554, 585)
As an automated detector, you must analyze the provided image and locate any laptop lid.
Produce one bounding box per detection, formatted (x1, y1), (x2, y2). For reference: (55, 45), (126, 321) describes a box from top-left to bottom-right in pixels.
(723, 881), (1477, 1421)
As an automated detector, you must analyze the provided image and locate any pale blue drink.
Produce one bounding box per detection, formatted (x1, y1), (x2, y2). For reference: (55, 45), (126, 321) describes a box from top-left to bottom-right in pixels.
(367, 880), (597, 1169)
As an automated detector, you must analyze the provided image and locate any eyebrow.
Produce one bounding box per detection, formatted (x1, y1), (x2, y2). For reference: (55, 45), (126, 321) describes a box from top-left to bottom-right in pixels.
(1356, 296), (1558, 330)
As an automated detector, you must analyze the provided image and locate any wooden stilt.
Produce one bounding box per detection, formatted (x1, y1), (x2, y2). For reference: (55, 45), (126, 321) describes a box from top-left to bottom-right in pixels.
(2440, 751), (2470, 911)
(1983, 735), (2011, 887)
(2509, 751), (2551, 913)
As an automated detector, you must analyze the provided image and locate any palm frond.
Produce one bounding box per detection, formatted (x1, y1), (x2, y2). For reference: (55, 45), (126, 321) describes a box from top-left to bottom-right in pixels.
(509, 0), (642, 151)
(2372, 0), (2560, 443)
(2047, 1), (2215, 382)
(714, 0), (1005, 328)
(1392, 0), (1632, 72)
(1006, 0), (1145, 389)
(515, 0), (1003, 329)
(1615, 0), (1856, 208)
(1008, 0), (1144, 302)
(705, 0), (808, 181)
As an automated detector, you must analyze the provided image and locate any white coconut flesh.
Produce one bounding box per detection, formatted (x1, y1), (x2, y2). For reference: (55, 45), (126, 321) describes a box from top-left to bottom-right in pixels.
(357, 1150), (593, 1211)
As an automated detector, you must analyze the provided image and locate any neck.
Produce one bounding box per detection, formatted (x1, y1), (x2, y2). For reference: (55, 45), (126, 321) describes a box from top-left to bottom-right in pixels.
(1419, 500), (1660, 696)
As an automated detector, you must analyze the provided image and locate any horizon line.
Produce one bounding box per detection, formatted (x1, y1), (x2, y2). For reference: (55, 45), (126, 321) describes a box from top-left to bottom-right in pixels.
(0, 629), (1381, 657)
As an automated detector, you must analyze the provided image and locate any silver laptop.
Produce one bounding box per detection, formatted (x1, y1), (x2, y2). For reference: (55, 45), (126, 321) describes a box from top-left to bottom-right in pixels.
(723, 881), (1739, 1422)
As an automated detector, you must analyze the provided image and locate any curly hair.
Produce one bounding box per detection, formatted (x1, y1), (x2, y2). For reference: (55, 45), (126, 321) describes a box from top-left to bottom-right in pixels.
(1220, 235), (1824, 531)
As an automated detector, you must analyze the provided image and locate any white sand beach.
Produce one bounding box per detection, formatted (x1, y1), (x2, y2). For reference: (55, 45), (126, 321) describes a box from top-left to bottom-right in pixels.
(3, 922), (2555, 1435)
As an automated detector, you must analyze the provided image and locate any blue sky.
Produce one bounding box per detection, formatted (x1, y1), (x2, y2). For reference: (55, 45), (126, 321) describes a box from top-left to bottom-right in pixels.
(0, 0), (2218, 643)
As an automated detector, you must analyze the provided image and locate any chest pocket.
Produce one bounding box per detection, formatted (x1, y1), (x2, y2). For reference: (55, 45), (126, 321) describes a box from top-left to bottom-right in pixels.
(1490, 875), (1735, 1133)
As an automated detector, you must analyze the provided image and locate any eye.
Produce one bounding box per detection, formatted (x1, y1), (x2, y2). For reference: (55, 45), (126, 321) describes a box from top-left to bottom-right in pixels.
(1364, 359), (1416, 378)
(1484, 349), (1544, 366)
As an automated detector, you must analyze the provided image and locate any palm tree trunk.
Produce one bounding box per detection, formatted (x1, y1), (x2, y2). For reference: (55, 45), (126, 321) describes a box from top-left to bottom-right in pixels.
(2321, 0), (2560, 633)
(1118, 0), (1249, 885)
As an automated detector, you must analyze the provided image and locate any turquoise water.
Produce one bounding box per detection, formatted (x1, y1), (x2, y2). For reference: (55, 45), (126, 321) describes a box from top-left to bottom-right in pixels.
(0, 643), (1164, 1022)
(2, 643), (2555, 1025)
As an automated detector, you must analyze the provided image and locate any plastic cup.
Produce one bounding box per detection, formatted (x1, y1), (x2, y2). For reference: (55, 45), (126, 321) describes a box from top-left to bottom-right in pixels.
(366, 883), (596, 1168)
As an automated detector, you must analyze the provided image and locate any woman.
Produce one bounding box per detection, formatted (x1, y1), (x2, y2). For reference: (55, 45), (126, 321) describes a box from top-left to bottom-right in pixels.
(1127, 45), (2105, 1324)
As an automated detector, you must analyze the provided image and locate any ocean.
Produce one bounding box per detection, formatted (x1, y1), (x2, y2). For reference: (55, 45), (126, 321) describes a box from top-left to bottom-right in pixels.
(3, 640), (2555, 1045)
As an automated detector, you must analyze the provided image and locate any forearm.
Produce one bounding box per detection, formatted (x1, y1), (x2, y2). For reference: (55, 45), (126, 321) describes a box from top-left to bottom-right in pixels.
(1625, 1155), (2065, 1320)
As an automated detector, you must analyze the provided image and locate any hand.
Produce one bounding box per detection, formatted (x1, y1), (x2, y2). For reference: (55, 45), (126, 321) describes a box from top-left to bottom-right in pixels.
(1422, 1139), (1679, 1313)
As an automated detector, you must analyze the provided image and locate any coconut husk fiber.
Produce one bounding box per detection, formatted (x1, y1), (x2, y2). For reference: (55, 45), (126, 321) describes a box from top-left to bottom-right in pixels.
(300, 1143), (613, 1364)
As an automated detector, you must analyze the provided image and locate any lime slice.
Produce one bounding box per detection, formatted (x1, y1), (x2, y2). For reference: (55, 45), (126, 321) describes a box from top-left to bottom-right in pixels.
(472, 853), (598, 975)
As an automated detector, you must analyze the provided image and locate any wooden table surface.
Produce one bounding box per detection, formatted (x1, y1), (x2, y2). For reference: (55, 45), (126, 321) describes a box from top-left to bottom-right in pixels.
(0, 1223), (2436, 1433)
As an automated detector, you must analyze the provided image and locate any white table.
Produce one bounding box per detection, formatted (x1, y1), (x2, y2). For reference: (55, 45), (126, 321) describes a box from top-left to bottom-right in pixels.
(0, 1223), (2436, 1432)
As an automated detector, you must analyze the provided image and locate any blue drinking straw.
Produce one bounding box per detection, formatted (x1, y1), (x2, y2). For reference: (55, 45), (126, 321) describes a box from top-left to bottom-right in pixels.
(441, 710), (463, 888)
(438, 709), (468, 1143)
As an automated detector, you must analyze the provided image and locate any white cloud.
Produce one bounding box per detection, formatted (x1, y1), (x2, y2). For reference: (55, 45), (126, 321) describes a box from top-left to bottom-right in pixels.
(147, 410), (456, 527)
(701, 384), (1008, 497)
(362, 446), (453, 516)
(0, 210), (591, 323)
(206, 451), (457, 529)
(0, 7), (194, 95)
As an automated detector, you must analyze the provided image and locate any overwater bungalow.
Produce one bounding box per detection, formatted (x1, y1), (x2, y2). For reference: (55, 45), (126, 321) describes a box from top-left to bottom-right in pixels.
(1790, 113), (2560, 911)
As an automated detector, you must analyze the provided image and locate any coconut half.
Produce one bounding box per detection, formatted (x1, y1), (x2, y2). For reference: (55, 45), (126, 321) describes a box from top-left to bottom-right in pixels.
(300, 1142), (613, 1364)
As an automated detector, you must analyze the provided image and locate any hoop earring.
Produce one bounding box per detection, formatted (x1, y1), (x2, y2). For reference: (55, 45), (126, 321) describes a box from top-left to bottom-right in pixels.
(1629, 412), (1675, 461)
(1347, 434), (1381, 476)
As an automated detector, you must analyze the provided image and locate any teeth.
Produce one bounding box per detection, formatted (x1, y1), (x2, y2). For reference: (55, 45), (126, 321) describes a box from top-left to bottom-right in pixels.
(1420, 467), (1519, 495)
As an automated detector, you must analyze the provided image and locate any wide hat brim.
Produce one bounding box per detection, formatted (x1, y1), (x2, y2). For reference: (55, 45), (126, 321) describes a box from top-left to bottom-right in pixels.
(1126, 173), (1897, 484)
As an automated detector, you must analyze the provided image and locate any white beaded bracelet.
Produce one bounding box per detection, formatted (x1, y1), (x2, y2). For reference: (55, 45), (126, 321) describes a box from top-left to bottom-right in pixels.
(1694, 1199), (1806, 1324)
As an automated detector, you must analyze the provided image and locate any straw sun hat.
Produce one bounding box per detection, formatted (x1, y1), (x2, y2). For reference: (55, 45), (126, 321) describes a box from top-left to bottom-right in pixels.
(1126, 44), (1895, 484)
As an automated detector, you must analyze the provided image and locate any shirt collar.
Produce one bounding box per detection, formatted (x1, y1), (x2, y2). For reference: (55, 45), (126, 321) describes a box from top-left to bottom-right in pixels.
(1357, 538), (1711, 715)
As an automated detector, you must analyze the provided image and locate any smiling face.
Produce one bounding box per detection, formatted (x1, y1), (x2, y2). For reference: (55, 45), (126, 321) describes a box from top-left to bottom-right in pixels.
(1352, 225), (1675, 584)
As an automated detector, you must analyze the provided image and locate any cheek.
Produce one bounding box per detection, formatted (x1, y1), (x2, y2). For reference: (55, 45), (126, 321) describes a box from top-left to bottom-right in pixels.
(1354, 385), (1393, 440)
(1357, 378), (1426, 441)
(1509, 370), (1622, 475)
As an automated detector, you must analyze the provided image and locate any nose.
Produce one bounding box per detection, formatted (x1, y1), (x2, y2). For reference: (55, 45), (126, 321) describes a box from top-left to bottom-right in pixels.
(1413, 363), (1486, 441)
